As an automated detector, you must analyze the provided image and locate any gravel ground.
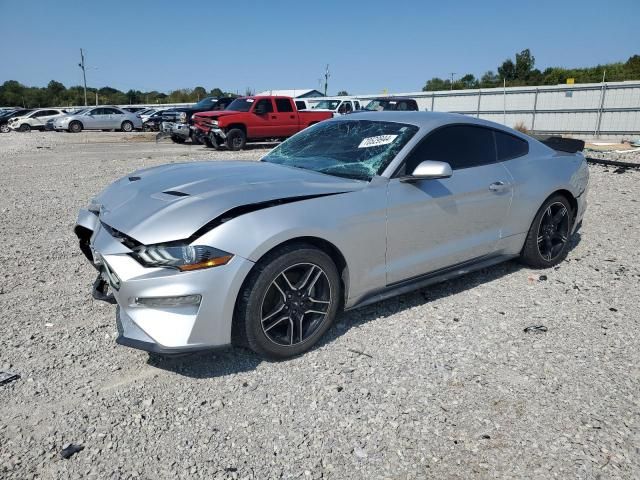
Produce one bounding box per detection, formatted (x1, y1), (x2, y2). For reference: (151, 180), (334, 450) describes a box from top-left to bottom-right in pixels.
(585, 144), (640, 165)
(0, 131), (638, 479)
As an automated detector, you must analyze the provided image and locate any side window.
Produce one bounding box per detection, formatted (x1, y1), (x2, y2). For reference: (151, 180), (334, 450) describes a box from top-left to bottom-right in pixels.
(104, 108), (121, 114)
(255, 99), (274, 113)
(495, 130), (529, 160)
(402, 125), (497, 174)
(354, 101), (361, 110)
(33, 111), (48, 117)
(91, 108), (105, 115)
(275, 98), (293, 112)
(344, 102), (353, 113)
(396, 101), (408, 111)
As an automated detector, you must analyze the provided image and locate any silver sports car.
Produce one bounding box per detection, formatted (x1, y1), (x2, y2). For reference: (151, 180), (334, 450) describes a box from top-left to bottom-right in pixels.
(75, 112), (588, 359)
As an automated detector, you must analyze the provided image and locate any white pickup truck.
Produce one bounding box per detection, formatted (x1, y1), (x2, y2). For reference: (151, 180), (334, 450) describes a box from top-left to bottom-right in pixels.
(310, 97), (362, 116)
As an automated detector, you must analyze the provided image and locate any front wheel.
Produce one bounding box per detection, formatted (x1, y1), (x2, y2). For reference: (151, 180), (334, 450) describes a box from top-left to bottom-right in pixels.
(520, 194), (574, 268)
(0, 123), (10, 133)
(226, 128), (246, 151)
(121, 121), (134, 132)
(234, 244), (341, 359)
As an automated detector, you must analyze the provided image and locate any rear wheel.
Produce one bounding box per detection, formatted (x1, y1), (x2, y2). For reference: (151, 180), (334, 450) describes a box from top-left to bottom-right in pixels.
(520, 194), (574, 268)
(121, 121), (134, 132)
(69, 121), (82, 133)
(234, 244), (340, 359)
(226, 128), (246, 151)
(18, 123), (31, 132)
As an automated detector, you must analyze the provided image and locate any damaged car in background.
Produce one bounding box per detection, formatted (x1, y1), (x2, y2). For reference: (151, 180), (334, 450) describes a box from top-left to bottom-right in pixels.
(158, 96), (234, 144)
(191, 95), (333, 150)
(75, 112), (588, 360)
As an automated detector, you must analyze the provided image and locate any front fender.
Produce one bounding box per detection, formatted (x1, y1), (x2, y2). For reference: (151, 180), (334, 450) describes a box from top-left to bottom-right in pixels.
(194, 181), (389, 305)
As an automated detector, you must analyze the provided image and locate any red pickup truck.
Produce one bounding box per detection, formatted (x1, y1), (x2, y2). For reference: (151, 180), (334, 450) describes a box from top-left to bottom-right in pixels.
(191, 96), (333, 150)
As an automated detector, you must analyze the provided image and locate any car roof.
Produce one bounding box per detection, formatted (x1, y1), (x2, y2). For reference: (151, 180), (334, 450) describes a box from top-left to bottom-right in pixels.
(333, 111), (530, 139)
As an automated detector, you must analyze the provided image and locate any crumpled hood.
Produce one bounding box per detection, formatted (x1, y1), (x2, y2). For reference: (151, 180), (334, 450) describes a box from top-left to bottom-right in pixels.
(93, 161), (364, 245)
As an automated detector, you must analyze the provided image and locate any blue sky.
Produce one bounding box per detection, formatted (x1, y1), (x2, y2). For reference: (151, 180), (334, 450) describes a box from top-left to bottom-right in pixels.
(0, 0), (637, 95)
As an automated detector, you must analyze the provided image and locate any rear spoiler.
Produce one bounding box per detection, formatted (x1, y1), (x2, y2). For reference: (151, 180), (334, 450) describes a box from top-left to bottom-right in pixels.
(532, 135), (585, 153)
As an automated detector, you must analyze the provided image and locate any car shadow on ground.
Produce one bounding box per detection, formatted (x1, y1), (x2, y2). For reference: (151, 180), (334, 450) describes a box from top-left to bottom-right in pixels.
(147, 233), (582, 379)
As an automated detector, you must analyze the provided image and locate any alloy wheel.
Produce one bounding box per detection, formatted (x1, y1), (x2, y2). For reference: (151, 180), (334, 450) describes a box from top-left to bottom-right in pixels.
(260, 263), (332, 346)
(537, 202), (570, 261)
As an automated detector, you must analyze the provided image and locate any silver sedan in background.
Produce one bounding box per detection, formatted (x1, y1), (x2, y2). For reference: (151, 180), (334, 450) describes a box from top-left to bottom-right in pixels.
(75, 112), (588, 360)
(53, 106), (142, 133)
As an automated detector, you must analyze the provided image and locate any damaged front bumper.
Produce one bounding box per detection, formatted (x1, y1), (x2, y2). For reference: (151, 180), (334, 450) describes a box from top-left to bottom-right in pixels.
(159, 121), (191, 140)
(75, 209), (254, 354)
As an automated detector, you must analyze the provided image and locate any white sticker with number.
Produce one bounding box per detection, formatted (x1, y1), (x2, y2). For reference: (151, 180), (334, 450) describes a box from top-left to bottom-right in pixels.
(358, 135), (398, 148)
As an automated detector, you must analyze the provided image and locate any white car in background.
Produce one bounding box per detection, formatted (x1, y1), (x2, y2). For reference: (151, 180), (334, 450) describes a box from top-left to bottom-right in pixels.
(8, 108), (68, 132)
(52, 106), (143, 133)
(311, 98), (362, 116)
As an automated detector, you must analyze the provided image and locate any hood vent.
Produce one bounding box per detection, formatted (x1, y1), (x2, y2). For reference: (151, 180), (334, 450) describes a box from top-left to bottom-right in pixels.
(163, 190), (190, 197)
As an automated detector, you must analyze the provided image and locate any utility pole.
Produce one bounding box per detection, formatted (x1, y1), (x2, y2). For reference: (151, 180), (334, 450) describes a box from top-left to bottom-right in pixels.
(78, 49), (88, 106)
(323, 64), (330, 96)
(449, 72), (456, 90)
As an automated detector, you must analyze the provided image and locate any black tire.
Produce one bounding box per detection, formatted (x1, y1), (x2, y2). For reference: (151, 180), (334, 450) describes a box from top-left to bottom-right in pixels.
(0, 123), (9, 133)
(121, 121), (134, 132)
(202, 136), (214, 148)
(69, 121), (82, 133)
(18, 123), (31, 132)
(190, 134), (203, 145)
(226, 128), (246, 151)
(170, 135), (186, 144)
(234, 244), (341, 360)
(520, 194), (574, 268)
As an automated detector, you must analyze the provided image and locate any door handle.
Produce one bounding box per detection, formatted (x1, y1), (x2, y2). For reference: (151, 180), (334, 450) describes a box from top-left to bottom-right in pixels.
(270, 115), (277, 119)
(289, 115), (295, 119)
(489, 181), (509, 192)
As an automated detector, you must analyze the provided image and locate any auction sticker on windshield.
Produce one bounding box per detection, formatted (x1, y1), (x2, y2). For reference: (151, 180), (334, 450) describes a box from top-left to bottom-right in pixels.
(358, 135), (398, 148)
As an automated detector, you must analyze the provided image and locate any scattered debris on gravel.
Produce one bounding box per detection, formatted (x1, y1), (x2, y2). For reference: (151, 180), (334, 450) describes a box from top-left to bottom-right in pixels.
(0, 132), (638, 479)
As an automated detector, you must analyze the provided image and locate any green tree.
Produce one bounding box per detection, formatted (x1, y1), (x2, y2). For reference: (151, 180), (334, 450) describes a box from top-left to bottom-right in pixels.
(498, 58), (516, 81)
(515, 49), (535, 80)
(422, 77), (450, 91)
(209, 87), (224, 97)
(192, 86), (207, 101)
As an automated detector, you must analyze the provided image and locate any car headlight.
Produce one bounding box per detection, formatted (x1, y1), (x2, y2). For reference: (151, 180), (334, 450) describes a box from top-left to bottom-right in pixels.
(178, 112), (187, 122)
(132, 244), (233, 271)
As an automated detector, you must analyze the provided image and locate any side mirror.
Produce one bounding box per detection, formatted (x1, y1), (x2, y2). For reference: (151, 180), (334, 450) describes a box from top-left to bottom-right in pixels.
(401, 160), (452, 182)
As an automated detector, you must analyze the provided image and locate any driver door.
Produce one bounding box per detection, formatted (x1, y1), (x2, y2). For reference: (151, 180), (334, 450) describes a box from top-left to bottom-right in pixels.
(386, 125), (513, 284)
(85, 108), (109, 129)
(250, 99), (275, 137)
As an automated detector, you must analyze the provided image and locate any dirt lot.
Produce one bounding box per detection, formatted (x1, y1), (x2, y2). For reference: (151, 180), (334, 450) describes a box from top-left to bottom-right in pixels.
(1, 131), (639, 479)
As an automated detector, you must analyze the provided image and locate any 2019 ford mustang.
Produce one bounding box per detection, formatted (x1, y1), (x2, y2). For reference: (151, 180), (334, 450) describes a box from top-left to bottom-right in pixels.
(75, 112), (588, 359)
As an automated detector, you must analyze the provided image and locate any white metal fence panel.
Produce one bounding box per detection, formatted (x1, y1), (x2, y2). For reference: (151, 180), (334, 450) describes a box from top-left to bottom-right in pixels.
(355, 81), (640, 136)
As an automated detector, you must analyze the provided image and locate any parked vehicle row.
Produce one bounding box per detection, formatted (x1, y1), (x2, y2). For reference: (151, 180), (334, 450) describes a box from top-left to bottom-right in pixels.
(0, 95), (421, 139)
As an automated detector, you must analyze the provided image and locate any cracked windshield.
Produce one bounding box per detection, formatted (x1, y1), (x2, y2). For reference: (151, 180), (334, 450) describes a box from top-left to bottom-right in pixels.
(262, 120), (418, 180)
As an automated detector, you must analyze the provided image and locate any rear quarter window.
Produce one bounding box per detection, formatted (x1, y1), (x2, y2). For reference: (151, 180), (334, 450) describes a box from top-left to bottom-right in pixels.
(495, 130), (529, 160)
